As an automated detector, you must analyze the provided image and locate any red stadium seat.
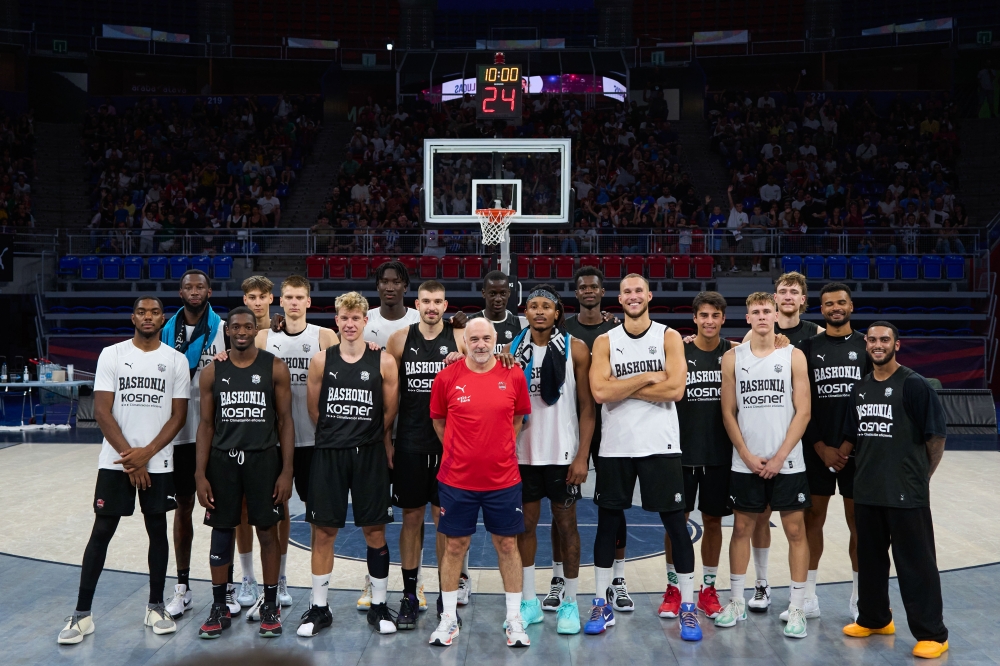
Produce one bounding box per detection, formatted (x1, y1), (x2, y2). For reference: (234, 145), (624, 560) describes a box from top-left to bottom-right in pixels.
(672, 255), (692, 279)
(398, 255), (419, 277)
(517, 256), (532, 280)
(693, 255), (714, 279)
(349, 256), (370, 280)
(624, 255), (645, 276)
(534, 256), (554, 280)
(648, 255), (668, 279)
(462, 256), (484, 279)
(371, 256), (391, 271)
(306, 256), (326, 279)
(419, 256), (440, 279)
(441, 256), (461, 279)
(554, 256), (575, 280)
(601, 256), (624, 280)
(328, 256), (348, 279)
(580, 255), (600, 269)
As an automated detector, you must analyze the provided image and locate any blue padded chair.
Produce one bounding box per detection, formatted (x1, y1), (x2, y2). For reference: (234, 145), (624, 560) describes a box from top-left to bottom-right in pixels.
(169, 256), (190, 280)
(212, 256), (233, 279)
(875, 256), (897, 280)
(921, 255), (943, 280)
(952, 306), (974, 314)
(855, 306), (878, 314)
(898, 256), (919, 280)
(954, 328), (974, 336)
(101, 256), (123, 280)
(148, 256), (168, 280)
(58, 256), (81, 277)
(115, 327), (134, 335)
(93, 306), (113, 314)
(929, 329), (952, 337)
(827, 255), (848, 280)
(904, 328), (927, 336)
(850, 256), (871, 280)
(782, 256), (803, 274)
(191, 256), (211, 275)
(803, 255), (825, 280)
(81, 256), (100, 280)
(124, 256), (144, 280)
(881, 306), (904, 315)
(905, 306), (929, 315)
(944, 256), (965, 280)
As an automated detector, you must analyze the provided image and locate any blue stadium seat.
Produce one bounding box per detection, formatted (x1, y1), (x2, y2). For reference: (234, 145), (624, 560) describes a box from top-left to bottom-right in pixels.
(70, 306), (92, 314)
(70, 327), (92, 335)
(213, 305), (230, 315)
(904, 328), (927, 336)
(849, 256), (870, 280)
(905, 306), (929, 314)
(929, 306), (951, 315)
(803, 255), (825, 280)
(781, 256), (803, 274)
(148, 256), (168, 280)
(875, 256), (897, 280)
(124, 256), (144, 280)
(58, 256), (80, 278)
(163, 306), (180, 316)
(49, 305), (69, 314)
(826, 256), (848, 280)
(247, 243), (261, 255)
(101, 256), (123, 280)
(81, 256), (100, 280)
(944, 255), (965, 280)
(49, 327), (70, 335)
(212, 256), (233, 279)
(114, 305), (133, 314)
(93, 327), (115, 334)
(954, 328), (974, 335)
(191, 256), (211, 275)
(222, 242), (241, 254)
(881, 306), (904, 315)
(170, 256), (190, 280)
(93, 306), (113, 314)
(921, 255), (943, 280)
(952, 306), (974, 314)
(855, 306), (878, 314)
(898, 256), (919, 280)
(115, 327), (134, 335)
(929, 329), (952, 336)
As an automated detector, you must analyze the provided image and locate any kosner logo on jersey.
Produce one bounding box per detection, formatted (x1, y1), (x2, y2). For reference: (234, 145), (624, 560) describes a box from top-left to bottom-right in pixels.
(405, 360), (446, 392)
(856, 402), (894, 435)
(739, 378), (786, 405)
(118, 376), (167, 404)
(282, 356), (310, 383)
(685, 369), (722, 400)
(813, 365), (863, 396)
(614, 359), (663, 376)
(326, 387), (374, 417)
(219, 390), (268, 419)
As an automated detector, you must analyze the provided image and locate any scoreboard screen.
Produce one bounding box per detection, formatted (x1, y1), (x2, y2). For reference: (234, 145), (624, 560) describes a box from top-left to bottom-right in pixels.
(475, 64), (523, 121)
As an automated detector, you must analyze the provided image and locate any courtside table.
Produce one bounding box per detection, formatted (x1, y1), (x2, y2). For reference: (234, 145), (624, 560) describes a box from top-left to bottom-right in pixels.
(0, 380), (94, 432)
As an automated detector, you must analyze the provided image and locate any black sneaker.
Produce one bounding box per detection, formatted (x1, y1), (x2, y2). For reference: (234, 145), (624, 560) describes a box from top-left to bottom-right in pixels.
(367, 602), (398, 634)
(296, 604), (332, 637)
(199, 602), (231, 639)
(436, 594), (463, 627)
(258, 602), (282, 637)
(397, 594), (418, 630)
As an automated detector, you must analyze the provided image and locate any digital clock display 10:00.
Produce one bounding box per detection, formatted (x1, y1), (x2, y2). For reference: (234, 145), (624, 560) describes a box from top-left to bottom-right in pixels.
(476, 64), (523, 120)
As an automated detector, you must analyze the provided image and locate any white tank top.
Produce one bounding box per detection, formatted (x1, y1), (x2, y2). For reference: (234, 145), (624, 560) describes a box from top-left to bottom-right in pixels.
(732, 344), (804, 474)
(517, 338), (580, 465)
(600, 322), (681, 457)
(267, 323), (323, 447)
(365, 307), (420, 349)
(174, 324), (227, 445)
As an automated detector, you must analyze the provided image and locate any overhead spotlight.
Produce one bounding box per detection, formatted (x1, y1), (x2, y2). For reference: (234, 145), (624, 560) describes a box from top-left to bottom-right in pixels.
(386, 42), (394, 51)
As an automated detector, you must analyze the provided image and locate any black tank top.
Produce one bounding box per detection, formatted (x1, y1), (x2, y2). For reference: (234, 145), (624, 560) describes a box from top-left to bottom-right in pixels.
(469, 310), (522, 353)
(211, 350), (277, 451)
(776, 319), (821, 346)
(396, 323), (458, 454)
(677, 338), (734, 467)
(798, 332), (871, 450)
(315, 344), (384, 449)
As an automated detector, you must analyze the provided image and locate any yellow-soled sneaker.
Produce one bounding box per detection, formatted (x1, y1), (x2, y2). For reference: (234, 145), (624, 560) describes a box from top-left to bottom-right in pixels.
(843, 620), (895, 637)
(912, 640), (948, 659)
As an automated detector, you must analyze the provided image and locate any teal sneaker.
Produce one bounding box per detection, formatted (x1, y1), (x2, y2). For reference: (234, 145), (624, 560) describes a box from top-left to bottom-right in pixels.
(783, 606), (808, 639)
(521, 598), (544, 625)
(714, 598), (747, 628)
(556, 600), (581, 635)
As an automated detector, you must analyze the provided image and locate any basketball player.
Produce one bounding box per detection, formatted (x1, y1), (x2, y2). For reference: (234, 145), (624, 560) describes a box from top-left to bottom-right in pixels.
(58, 297), (190, 645)
(242, 275), (274, 330)
(469, 270), (524, 352)
(194, 306), (295, 639)
(427, 317), (532, 648)
(587, 274), (701, 641)
(297, 292), (400, 637)
(791, 283), (869, 622)
(162, 270), (229, 620)
(365, 260), (420, 348)
(385, 280), (466, 629)
(507, 285), (595, 635)
(841, 322), (950, 659)
(717, 292), (811, 639)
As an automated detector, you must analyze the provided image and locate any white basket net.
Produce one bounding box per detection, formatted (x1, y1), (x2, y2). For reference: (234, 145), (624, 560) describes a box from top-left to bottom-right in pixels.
(475, 208), (516, 246)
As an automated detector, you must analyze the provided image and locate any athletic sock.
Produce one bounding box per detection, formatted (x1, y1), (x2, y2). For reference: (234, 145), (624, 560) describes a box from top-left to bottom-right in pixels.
(442, 589), (458, 618)
(177, 568), (190, 589)
(417, 548), (423, 587)
(371, 576), (388, 606)
(752, 547), (769, 583)
(564, 577), (579, 602)
(806, 569), (818, 599)
(703, 565), (719, 588)
(552, 561), (564, 579)
(505, 592), (521, 622)
(594, 566), (613, 600)
(522, 565), (536, 601)
(789, 580), (806, 609)
(279, 554), (287, 579)
(666, 562), (678, 587)
(402, 567), (419, 596)
(366, 544), (390, 603)
(730, 574), (746, 603)
(77, 587), (97, 613)
(678, 571), (695, 605)
(461, 550), (471, 578)
(212, 583), (227, 606)
(264, 584), (277, 606)
(851, 571), (859, 604)
(612, 558), (625, 580)
(312, 574), (330, 607)
(239, 553), (255, 581)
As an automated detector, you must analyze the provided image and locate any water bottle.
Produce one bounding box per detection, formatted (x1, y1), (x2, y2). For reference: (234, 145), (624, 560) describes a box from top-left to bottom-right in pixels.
(22, 363), (29, 382)
(0, 356), (6, 383)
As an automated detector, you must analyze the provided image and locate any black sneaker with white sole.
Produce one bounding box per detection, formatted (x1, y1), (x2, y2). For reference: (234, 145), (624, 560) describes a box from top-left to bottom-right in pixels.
(367, 603), (398, 634)
(542, 577), (565, 611)
(296, 604), (333, 637)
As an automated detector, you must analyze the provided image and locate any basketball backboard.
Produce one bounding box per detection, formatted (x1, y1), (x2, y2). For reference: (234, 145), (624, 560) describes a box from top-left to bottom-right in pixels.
(422, 138), (572, 227)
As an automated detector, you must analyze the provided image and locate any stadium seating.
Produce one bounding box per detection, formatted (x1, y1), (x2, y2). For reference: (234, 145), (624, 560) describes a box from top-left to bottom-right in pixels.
(827, 256), (848, 280)
(803, 255), (824, 280)
(58, 256), (80, 278)
(463, 256), (485, 279)
(601, 256), (624, 280)
(533, 256), (553, 280)
(419, 256), (440, 279)
(782, 256), (803, 274)
(922, 256), (943, 280)
(899, 256), (919, 280)
(169, 256), (190, 280)
(672, 255), (692, 279)
(212, 256), (233, 280)
(101, 256), (122, 280)
(328, 256), (348, 279)
(80, 256), (100, 280)
(945, 256), (965, 280)
(124, 256), (143, 280)
(693, 255), (714, 279)
(624, 256), (645, 276)
(350, 256), (371, 280)
(148, 256), (168, 280)
(441, 256), (462, 279)
(876, 256), (897, 280)
(648, 255), (669, 279)
(191, 256), (211, 276)
(554, 256), (575, 280)
(306, 256), (327, 279)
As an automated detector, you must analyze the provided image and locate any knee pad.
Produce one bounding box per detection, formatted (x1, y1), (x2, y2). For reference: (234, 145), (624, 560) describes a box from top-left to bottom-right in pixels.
(209, 528), (236, 568)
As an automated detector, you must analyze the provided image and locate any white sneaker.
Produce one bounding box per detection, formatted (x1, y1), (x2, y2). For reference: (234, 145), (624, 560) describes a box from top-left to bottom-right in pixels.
(357, 575), (372, 610)
(457, 573), (471, 606)
(783, 606), (808, 639)
(505, 615), (530, 648)
(246, 593), (265, 622)
(57, 613), (94, 645)
(747, 580), (771, 612)
(143, 603), (177, 635)
(225, 584), (241, 616)
(277, 576), (293, 607)
(849, 594), (859, 621)
(429, 613), (460, 646)
(607, 577), (635, 612)
(780, 596), (820, 621)
(237, 577), (259, 607)
(542, 577), (565, 611)
(165, 584), (192, 619)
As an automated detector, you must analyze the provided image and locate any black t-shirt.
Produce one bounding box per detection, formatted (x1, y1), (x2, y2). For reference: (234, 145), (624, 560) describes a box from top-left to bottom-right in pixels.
(315, 345), (385, 449)
(776, 319), (821, 346)
(563, 314), (619, 350)
(797, 331), (872, 449)
(211, 350), (278, 452)
(468, 309), (522, 353)
(842, 365), (947, 508)
(395, 323), (457, 454)
(677, 337), (734, 467)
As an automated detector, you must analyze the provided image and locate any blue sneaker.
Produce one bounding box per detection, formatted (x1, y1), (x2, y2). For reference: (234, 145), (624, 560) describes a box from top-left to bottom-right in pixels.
(679, 602), (702, 642)
(521, 598), (544, 625)
(584, 598), (615, 635)
(556, 600), (581, 635)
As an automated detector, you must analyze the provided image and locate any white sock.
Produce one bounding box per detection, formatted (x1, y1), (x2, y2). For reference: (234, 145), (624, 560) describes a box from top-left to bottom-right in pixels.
(752, 547), (769, 583)
(678, 571), (695, 605)
(462, 551), (470, 577)
(703, 565), (719, 588)
(595, 566), (613, 600)
(442, 589), (458, 618)
(666, 562), (678, 587)
(564, 577), (579, 602)
(417, 548), (423, 586)
(612, 558), (625, 579)
(552, 561), (564, 579)
(505, 592), (521, 621)
(730, 574), (746, 603)
(806, 569), (817, 599)
(279, 554), (287, 579)
(522, 565), (536, 601)
(851, 571), (859, 601)
(239, 552), (255, 581)
(312, 574), (330, 607)
(790, 580), (806, 609)
(371, 576), (388, 605)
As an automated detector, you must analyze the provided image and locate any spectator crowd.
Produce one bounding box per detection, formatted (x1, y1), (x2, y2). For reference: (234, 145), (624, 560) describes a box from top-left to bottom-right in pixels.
(0, 108), (37, 230)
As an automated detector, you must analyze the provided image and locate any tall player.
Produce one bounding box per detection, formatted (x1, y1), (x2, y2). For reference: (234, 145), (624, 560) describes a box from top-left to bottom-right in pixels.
(469, 270), (525, 352)
(508, 285), (595, 635)
(587, 274), (701, 641)
(718, 292), (812, 639)
(297, 292), (401, 637)
(242, 275), (274, 330)
(791, 283), (870, 622)
(162, 270), (229, 620)
(385, 280), (466, 629)
(194, 307), (295, 639)
(365, 260), (420, 348)
(58, 297), (190, 645)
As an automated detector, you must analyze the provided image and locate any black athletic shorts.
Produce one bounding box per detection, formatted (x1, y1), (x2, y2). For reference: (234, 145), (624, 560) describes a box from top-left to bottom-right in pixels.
(292, 446), (315, 503)
(683, 465), (732, 517)
(519, 464), (581, 507)
(94, 469), (177, 516)
(729, 471), (811, 513)
(307, 445), (393, 529)
(594, 454), (685, 513)
(392, 451), (441, 509)
(172, 443), (197, 498)
(204, 447), (284, 529)
(804, 445), (855, 499)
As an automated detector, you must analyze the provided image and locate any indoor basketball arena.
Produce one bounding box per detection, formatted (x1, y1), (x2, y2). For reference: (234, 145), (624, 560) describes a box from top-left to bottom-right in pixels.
(2, 1), (999, 664)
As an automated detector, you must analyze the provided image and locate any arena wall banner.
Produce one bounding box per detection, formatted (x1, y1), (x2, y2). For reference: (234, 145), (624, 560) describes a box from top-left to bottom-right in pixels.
(896, 337), (986, 389)
(102, 25), (152, 41)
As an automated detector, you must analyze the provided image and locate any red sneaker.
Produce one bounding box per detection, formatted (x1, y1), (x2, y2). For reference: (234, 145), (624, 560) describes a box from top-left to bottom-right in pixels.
(657, 585), (681, 618)
(696, 585), (723, 618)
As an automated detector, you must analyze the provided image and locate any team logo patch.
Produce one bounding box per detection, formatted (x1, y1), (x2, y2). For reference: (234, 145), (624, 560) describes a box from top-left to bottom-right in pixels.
(505, 330), (512, 340)
(252, 374), (261, 384)
(674, 493), (682, 503)
(157, 363), (166, 372)
(302, 343), (311, 352)
(774, 364), (783, 373)
(848, 351), (858, 360)
(797, 493), (806, 503)
(387, 507), (394, 517)
(648, 346), (657, 355)
(96, 499), (104, 509)
(498, 381), (507, 391)
(718, 356), (723, 364)
(439, 346), (448, 356)
(361, 371), (370, 381)
(885, 387), (893, 397)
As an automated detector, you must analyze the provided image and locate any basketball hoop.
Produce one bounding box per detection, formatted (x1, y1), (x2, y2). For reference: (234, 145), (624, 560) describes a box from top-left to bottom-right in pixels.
(475, 208), (516, 246)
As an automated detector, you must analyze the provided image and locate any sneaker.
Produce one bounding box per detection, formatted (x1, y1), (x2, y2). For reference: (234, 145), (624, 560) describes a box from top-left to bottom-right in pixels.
(607, 577), (634, 612)
(397, 593), (418, 630)
(357, 574), (372, 610)
(843, 620), (895, 637)
(246, 593), (266, 622)
(679, 602), (702, 642)
(144, 603), (177, 635)
(505, 615), (530, 647)
(429, 613), (460, 646)
(199, 602), (232, 639)
(747, 580), (771, 612)
(277, 576), (293, 607)
(296, 604), (333, 637)
(783, 606), (807, 639)
(435, 593), (462, 626)
(657, 585), (681, 618)
(780, 596), (820, 621)
(729, 266), (741, 274)
(556, 600), (581, 635)
(696, 585), (723, 618)
(417, 583), (428, 612)
(542, 577), (565, 611)
(225, 585), (242, 617)
(57, 613), (94, 645)
(165, 584), (192, 619)
(367, 602), (398, 634)
(520, 598), (544, 626)
(849, 594), (859, 622)
(237, 577), (259, 607)
(912, 640), (949, 658)
(584, 598), (615, 635)
(714, 598), (747, 628)
(259, 601), (282, 637)
(457, 573), (471, 606)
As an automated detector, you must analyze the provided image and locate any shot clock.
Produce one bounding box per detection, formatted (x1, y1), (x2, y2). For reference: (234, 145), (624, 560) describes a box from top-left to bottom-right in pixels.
(476, 63), (523, 121)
